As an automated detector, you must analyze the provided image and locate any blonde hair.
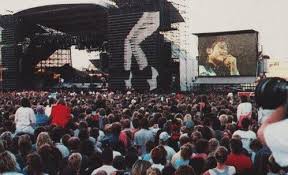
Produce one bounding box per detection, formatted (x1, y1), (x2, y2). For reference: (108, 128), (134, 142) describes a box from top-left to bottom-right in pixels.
(146, 167), (161, 175)
(36, 132), (53, 151)
(131, 160), (151, 175)
(68, 153), (82, 174)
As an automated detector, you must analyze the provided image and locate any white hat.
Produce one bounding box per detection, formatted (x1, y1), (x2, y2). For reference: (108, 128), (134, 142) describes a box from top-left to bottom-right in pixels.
(159, 132), (170, 142)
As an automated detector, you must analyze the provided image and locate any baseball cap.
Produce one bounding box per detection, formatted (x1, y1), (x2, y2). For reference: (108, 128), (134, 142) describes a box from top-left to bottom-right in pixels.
(159, 132), (170, 142)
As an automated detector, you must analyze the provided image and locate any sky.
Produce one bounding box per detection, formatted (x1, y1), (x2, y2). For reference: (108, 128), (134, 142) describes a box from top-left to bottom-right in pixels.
(1, 0), (288, 69)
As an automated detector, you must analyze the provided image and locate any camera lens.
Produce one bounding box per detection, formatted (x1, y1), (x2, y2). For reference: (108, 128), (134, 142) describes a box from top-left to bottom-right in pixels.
(255, 77), (288, 109)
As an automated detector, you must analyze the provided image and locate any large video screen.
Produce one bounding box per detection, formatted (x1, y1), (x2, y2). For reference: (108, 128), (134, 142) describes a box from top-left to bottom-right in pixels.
(108, 11), (166, 91)
(198, 31), (258, 77)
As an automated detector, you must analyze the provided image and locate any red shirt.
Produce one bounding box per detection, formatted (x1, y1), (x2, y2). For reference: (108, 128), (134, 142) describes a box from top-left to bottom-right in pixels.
(226, 153), (252, 173)
(51, 104), (71, 128)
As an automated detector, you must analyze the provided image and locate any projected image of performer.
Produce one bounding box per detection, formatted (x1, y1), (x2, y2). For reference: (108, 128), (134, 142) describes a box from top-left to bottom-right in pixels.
(199, 41), (240, 76)
(123, 12), (160, 90)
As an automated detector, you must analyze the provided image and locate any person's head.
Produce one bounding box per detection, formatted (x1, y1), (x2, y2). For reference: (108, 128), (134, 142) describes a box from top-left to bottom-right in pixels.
(50, 126), (65, 143)
(146, 167), (161, 175)
(68, 153), (82, 171)
(195, 139), (209, 154)
(207, 41), (229, 65)
(61, 134), (71, 148)
(180, 144), (193, 160)
(0, 151), (17, 173)
(36, 105), (45, 115)
(37, 144), (62, 174)
(36, 132), (53, 151)
(140, 118), (149, 129)
(240, 95), (249, 103)
(214, 146), (229, 164)
(0, 131), (13, 150)
(132, 117), (140, 129)
(159, 132), (170, 145)
(78, 129), (90, 141)
(125, 147), (139, 169)
(230, 138), (243, 154)
(26, 152), (44, 174)
(101, 147), (113, 165)
(98, 108), (106, 116)
(179, 134), (190, 146)
(162, 165), (176, 175)
(208, 138), (219, 153)
(249, 139), (263, 152)
(241, 117), (251, 130)
(191, 131), (202, 143)
(113, 156), (126, 170)
(18, 134), (32, 156)
(21, 98), (31, 107)
(79, 137), (94, 153)
(68, 137), (81, 152)
(131, 160), (152, 175)
(175, 165), (195, 175)
(219, 114), (228, 126)
(151, 146), (166, 165)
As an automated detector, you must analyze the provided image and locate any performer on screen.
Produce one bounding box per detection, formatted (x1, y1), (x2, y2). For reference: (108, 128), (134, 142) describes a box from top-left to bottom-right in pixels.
(199, 40), (240, 76)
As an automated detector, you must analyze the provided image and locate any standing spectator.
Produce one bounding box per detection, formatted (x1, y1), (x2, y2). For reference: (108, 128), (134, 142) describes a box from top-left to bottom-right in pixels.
(37, 144), (63, 175)
(232, 118), (256, 154)
(45, 98), (55, 117)
(159, 132), (176, 162)
(14, 98), (36, 135)
(16, 135), (33, 170)
(50, 99), (71, 128)
(203, 146), (236, 175)
(173, 144), (192, 169)
(236, 96), (252, 128)
(150, 146), (166, 172)
(35, 105), (49, 127)
(23, 152), (47, 175)
(226, 138), (252, 174)
(134, 118), (154, 155)
(61, 153), (82, 175)
(91, 147), (117, 175)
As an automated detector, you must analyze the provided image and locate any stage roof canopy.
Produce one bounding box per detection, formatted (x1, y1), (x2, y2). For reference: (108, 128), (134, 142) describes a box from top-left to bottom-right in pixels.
(14, 2), (117, 35)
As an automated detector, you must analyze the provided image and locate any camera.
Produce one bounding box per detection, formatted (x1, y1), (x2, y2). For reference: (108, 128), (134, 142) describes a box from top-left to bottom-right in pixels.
(255, 77), (288, 109)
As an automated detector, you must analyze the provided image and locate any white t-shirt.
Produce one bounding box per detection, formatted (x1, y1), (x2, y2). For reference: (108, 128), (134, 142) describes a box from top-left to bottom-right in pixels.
(207, 166), (236, 175)
(233, 130), (256, 154)
(45, 105), (53, 117)
(15, 107), (36, 130)
(264, 119), (288, 167)
(258, 107), (274, 125)
(163, 145), (176, 162)
(237, 102), (252, 121)
(91, 165), (117, 175)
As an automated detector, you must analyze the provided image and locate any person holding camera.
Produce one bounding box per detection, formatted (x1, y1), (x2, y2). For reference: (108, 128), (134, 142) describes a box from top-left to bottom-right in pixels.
(256, 77), (288, 168)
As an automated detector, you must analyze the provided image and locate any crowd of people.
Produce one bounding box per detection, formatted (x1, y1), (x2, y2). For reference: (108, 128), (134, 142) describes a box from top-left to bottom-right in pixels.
(0, 89), (285, 175)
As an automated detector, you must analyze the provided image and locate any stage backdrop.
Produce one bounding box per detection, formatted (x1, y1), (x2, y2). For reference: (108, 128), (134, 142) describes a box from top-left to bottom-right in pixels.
(197, 30), (258, 77)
